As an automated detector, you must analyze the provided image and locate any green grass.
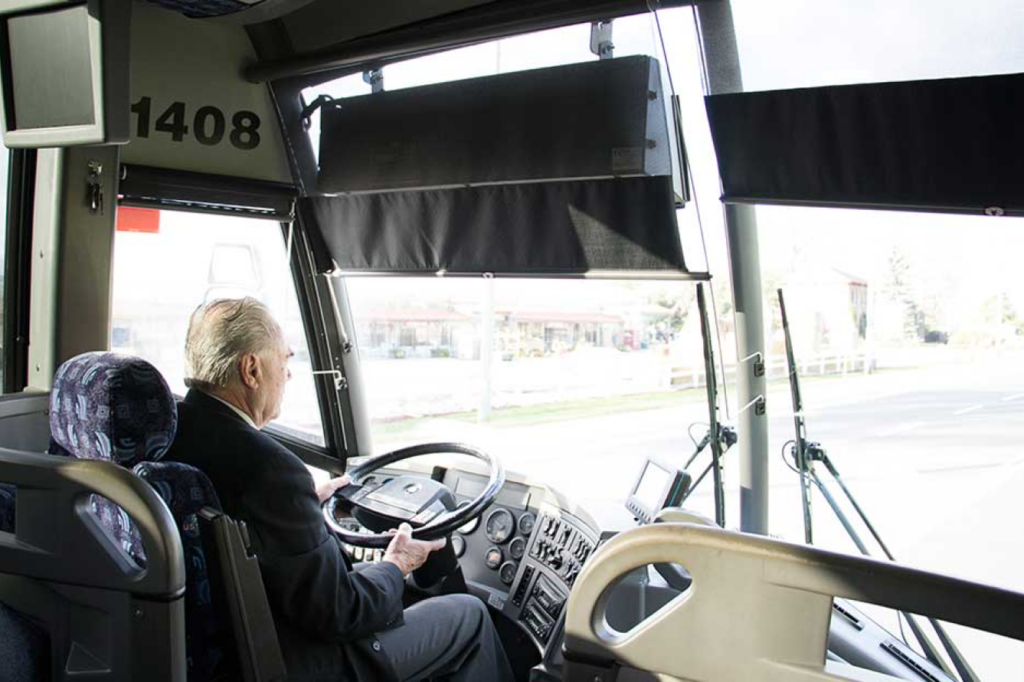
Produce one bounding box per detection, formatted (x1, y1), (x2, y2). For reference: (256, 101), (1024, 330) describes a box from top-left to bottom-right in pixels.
(370, 366), (902, 443)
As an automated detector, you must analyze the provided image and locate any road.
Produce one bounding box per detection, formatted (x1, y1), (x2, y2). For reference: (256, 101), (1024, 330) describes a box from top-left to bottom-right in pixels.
(392, 352), (1024, 680)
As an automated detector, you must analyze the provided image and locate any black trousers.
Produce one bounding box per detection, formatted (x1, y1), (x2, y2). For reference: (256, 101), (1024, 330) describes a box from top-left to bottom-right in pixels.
(376, 594), (516, 682)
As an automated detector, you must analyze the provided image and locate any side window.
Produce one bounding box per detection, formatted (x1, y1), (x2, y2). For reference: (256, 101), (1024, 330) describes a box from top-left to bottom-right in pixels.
(0, 150), (9, 391)
(110, 208), (325, 446)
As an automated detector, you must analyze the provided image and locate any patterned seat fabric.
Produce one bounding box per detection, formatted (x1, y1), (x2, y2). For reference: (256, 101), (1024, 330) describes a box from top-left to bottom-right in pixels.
(50, 352), (178, 465)
(49, 353), (236, 680)
(135, 461), (235, 681)
(48, 352), (177, 565)
(49, 352), (178, 567)
(0, 601), (50, 681)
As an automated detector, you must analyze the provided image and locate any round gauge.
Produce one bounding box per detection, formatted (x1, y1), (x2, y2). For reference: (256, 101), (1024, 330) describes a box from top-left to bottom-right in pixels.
(450, 535), (466, 559)
(455, 501), (479, 535)
(509, 537), (526, 560)
(499, 561), (518, 585)
(485, 509), (515, 544)
(517, 512), (536, 536)
(485, 546), (503, 570)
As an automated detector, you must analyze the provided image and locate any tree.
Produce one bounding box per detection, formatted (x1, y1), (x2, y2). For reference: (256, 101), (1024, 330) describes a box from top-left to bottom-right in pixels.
(881, 247), (928, 341)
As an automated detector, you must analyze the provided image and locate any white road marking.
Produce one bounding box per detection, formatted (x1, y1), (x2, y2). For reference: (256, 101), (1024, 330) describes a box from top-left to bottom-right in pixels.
(1001, 392), (1024, 402)
(953, 404), (984, 416)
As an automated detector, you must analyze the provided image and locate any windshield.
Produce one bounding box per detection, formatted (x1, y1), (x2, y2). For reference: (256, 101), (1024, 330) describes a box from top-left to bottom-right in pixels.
(308, 6), (1024, 678)
(345, 276), (720, 527)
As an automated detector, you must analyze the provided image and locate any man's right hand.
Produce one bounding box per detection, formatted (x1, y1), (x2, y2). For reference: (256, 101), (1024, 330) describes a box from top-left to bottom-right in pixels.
(383, 523), (446, 577)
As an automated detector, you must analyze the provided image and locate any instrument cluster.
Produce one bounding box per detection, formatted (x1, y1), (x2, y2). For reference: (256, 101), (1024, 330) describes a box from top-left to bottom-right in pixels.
(455, 502), (537, 587)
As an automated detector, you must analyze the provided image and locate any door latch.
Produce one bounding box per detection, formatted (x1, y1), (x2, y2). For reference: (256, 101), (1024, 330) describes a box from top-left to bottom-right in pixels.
(87, 160), (104, 214)
(312, 369), (348, 391)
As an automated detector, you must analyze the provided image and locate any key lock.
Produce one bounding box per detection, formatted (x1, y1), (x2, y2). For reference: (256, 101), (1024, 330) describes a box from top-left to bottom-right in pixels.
(86, 160), (104, 214)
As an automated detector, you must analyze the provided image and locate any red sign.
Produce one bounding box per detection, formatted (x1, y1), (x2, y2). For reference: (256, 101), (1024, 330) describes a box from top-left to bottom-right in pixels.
(116, 206), (160, 234)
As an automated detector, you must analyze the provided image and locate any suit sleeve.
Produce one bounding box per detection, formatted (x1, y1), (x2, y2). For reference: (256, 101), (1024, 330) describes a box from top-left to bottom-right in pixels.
(239, 441), (405, 641)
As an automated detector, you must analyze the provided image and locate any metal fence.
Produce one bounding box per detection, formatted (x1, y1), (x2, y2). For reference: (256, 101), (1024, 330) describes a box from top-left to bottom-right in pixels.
(670, 352), (873, 391)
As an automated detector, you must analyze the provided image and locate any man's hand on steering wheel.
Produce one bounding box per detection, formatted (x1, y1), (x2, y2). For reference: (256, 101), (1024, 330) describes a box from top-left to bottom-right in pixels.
(323, 443), (505, 549)
(316, 474), (352, 505)
(383, 523), (446, 577)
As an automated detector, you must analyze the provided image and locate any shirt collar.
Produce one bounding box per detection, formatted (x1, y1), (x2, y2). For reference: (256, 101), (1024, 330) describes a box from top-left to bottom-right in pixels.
(204, 392), (258, 430)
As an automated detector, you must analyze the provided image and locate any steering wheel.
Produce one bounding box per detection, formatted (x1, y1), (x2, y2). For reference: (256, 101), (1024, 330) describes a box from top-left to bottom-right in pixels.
(323, 442), (505, 549)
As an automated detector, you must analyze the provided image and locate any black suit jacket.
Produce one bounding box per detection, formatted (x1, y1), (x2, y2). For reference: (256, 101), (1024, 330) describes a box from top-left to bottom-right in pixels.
(164, 389), (405, 682)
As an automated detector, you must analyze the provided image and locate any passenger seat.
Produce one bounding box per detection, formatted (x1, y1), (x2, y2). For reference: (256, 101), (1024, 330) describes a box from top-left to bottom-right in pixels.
(49, 351), (286, 681)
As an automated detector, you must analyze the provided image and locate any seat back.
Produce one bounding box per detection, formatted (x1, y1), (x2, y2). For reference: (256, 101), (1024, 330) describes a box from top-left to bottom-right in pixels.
(48, 352), (180, 566)
(50, 352), (285, 681)
(135, 461), (237, 680)
(0, 447), (187, 681)
(1, 351), (187, 681)
(135, 461), (287, 682)
(3, 352), (285, 681)
(563, 523), (1024, 682)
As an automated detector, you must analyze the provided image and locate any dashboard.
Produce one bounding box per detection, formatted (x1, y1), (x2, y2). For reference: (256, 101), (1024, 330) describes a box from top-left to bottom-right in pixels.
(335, 465), (599, 653)
(332, 459), (956, 682)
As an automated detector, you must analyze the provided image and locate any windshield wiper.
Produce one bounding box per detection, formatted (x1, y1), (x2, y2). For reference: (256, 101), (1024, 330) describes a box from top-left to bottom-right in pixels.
(778, 288), (979, 682)
(696, 280), (729, 524)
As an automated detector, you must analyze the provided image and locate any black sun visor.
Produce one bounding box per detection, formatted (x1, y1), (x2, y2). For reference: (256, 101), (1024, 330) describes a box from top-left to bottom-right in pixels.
(705, 73), (1024, 216)
(307, 56), (695, 277)
(302, 176), (687, 275)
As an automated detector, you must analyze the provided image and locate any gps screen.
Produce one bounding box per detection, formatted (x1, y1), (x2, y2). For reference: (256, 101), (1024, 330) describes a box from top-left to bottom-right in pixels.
(634, 461), (670, 511)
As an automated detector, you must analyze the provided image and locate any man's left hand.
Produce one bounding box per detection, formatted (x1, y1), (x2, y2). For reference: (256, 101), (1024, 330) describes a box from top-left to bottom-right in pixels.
(315, 474), (352, 504)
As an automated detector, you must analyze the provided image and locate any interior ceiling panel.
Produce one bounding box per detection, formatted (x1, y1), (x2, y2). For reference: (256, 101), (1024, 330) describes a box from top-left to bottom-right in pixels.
(281, 0), (496, 53)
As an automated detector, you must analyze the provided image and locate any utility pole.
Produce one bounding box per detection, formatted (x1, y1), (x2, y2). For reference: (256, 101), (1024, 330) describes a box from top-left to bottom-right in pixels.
(479, 274), (495, 421)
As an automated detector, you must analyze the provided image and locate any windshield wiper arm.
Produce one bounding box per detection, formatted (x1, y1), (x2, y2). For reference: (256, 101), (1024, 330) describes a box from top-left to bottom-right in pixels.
(778, 288), (979, 682)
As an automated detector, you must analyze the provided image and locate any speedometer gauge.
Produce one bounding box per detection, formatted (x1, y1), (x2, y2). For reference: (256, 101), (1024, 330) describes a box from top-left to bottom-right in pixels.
(517, 512), (536, 536)
(499, 561), (518, 585)
(485, 509), (515, 544)
(455, 501), (479, 534)
(485, 546), (503, 569)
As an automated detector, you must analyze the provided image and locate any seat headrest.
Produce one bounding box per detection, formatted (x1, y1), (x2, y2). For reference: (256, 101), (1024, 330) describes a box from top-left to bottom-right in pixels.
(49, 352), (177, 467)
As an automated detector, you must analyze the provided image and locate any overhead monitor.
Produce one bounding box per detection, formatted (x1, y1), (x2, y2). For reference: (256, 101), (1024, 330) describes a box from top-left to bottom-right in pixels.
(625, 456), (690, 525)
(0, 0), (130, 148)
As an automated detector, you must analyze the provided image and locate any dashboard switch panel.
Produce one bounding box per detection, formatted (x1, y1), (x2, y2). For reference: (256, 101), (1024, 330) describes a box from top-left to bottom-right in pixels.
(512, 565), (535, 607)
(531, 514), (594, 587)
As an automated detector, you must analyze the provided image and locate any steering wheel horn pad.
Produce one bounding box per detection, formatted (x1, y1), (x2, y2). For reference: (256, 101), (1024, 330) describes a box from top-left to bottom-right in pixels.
(324, 442), (505, 549)
(341, 476), (456, 532)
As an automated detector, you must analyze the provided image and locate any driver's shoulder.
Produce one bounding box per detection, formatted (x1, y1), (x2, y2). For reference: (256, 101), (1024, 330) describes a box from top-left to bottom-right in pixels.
(243, 429), (313, 485)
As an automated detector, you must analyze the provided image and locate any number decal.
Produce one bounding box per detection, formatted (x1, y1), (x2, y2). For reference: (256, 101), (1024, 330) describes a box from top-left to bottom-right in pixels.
(230, 111), (261, 151)
(130, 96), (151, 138)
(194, 106), (226, 146)
(129, 98), (262, 151)
(155, 102), (189, 142)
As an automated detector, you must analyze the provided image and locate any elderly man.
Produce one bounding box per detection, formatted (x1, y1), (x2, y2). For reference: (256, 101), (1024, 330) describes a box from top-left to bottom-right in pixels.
(164, 297), (514, 682)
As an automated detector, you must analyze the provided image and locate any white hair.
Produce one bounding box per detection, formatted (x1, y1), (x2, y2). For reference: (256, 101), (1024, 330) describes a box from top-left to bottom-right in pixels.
(184, 297), (282, 390)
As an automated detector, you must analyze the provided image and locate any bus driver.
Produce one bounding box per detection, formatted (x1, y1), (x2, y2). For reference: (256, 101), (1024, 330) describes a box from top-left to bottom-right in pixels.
(163, 297), (515, 682)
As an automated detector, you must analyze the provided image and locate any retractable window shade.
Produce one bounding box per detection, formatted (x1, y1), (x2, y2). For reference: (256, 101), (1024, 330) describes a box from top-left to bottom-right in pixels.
(302, 176), (690, 275)
(307, 56), (694, 277)
(119, 165), (297, 220)
(315, 56), (670, 194)
(705, 73), (1024, 216)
